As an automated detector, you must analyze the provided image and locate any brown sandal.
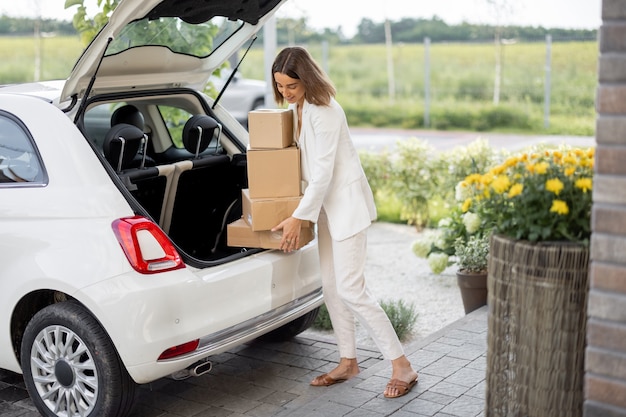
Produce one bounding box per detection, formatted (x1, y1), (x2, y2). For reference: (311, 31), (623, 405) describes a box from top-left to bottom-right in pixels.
(383, 377), (418, 398)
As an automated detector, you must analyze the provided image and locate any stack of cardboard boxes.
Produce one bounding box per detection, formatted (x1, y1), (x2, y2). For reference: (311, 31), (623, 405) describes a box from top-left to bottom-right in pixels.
(227, 109), (314, 250)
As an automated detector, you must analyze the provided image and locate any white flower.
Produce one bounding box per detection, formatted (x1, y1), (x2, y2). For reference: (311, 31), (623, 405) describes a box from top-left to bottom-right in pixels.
(438, 217), (452, 228)
(455, 181), (472, 202)
(428, 252), (449, 274)
(433, 233), (447, 251)
(463, 212), (481, 234)
(411, 238), (431, 259)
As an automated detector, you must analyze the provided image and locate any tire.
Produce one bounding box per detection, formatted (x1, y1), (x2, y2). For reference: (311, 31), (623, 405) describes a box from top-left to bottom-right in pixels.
(20, 301), (137, 417)
(258, 307), (320, 342)
(251, 97), (265, 111)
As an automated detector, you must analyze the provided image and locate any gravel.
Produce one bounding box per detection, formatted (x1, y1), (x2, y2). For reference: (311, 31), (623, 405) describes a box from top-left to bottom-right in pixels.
(302, 221), (465, 349)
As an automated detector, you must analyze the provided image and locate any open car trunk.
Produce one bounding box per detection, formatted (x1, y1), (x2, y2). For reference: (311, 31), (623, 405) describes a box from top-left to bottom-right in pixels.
(81, 89), (259, 268)
(62, 1), (290, 268)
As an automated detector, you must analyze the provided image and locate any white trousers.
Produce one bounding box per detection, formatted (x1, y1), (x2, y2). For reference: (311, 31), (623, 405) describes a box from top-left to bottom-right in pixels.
(317, 210), (405, 361)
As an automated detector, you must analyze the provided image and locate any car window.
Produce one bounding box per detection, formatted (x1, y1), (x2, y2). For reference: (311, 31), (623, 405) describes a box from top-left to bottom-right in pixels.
(0, 111), (46, 185)
(107, 16), (243, 58)
(158, 105), (193, 149)
(84, 103), (116, 150)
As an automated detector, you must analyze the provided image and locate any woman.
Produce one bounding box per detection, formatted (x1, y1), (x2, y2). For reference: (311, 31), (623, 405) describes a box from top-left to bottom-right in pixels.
(270, 47), (418, 399)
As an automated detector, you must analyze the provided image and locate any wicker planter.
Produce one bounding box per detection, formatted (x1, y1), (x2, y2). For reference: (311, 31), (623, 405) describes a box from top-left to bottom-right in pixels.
(485, 234), (589, 417)
(456, 270), (488, 314)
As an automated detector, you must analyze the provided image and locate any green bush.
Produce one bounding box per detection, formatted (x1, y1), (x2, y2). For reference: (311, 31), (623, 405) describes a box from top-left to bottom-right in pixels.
(380, 299), (418, 342)
(389, 138), (438, 227)
(313, 304), (333, 331)
(359, 137), (500, 229)
(312, 300), (418, 342)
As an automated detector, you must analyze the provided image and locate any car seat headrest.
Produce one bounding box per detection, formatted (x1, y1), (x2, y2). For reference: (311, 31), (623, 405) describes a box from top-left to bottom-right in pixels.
(111, 104), (145, 131)
(103, 123), (145, 172)
(182, 115), (220, 158)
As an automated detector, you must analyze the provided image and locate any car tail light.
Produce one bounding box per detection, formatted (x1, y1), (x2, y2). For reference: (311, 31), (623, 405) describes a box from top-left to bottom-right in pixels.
(158, 340), (200, 360)
(112, 216), (185, 274)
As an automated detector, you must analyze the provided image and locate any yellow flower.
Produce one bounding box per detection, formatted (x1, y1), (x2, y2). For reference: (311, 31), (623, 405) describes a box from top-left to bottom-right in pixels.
(550, 199), (569, 215)
(507, 183), (523, 198)
(462, 198), (472, 212)
(491, 175), (511, 194)
(565, 167), (576, 176)
(575, 177), (592, 193)
(465, 174), (482, 185)
(491, 164), (506, 175)
(504, 156), (519, 168)
(534, 161), (549, 175)
(563, 154), (577, 165)
(545, 178), (564, 195)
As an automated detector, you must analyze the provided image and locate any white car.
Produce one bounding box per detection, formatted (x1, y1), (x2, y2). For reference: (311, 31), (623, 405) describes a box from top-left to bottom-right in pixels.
(0, 1), (322, 417)
(212, 68), (267, 126)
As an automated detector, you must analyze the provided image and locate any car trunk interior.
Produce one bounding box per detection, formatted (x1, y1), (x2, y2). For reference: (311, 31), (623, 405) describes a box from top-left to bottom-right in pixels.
(81, 92), (256, 265)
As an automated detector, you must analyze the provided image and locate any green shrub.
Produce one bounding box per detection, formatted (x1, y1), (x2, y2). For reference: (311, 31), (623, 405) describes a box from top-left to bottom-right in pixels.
(390, 137), (439, 227)
(312, 300), (419, 342)
(380, 299), (418, 342)
(360, 137), (500, 229)
(313, 304), (333, 331)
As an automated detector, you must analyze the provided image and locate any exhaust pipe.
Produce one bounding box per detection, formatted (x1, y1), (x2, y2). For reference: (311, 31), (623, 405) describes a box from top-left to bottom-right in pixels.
(189, 359), (212, 377)
(170, 359), (213, 380)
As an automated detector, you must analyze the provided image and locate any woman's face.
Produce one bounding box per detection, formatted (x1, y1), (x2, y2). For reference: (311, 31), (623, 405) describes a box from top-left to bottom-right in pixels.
(274, 72), (305, 106)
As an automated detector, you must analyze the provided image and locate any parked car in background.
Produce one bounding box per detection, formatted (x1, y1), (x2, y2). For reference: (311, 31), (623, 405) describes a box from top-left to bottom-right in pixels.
(0, 1), (322, 417)
(212, 68), (267, 126)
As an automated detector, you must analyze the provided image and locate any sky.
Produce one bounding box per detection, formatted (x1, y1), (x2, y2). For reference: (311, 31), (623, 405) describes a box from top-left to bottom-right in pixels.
(1, 0), (602, 37)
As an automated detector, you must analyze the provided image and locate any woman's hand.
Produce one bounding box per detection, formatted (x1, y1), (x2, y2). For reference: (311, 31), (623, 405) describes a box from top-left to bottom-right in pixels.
(272, 216), (303, 252)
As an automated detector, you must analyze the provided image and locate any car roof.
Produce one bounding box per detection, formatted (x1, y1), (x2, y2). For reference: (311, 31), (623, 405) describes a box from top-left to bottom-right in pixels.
(60, 0), (286, 104)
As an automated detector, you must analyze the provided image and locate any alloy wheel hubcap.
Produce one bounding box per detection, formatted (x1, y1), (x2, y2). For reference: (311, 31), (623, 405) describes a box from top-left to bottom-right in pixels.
(30, 325), (98, 416)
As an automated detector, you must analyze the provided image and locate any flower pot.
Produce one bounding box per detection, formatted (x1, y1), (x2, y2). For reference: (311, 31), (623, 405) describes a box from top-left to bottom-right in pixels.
(485, 234), (589, 417)
(456, 270), (488, 314)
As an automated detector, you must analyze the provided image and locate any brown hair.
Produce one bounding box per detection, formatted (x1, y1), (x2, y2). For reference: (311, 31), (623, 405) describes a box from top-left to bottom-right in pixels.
(271, 47), (336, 106)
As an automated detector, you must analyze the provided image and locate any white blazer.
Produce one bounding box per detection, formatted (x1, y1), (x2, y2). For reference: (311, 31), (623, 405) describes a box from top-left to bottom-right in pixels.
(291, 98), (377, 241)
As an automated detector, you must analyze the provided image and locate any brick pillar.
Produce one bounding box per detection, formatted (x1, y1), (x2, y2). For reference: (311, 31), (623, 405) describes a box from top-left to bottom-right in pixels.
(586, 1), (626, 416)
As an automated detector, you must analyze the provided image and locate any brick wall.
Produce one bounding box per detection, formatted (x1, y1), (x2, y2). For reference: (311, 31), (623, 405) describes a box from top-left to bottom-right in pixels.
(586, 1), (626, 416)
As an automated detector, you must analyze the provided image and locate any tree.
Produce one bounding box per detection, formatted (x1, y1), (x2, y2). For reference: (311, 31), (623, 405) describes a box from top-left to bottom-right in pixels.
(64, 0), (120, 45)
(485, 0), (514, 105)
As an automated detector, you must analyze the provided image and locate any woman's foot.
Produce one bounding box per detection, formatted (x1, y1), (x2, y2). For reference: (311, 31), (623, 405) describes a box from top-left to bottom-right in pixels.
(310, 357), (360, 387)
(384, 356), (418, 398)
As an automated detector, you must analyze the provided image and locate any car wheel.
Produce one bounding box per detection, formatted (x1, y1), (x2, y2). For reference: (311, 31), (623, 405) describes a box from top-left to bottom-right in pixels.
(251, 97), (265, 111)
(20, 301), (137, 417)
(258, 307), (320, 342)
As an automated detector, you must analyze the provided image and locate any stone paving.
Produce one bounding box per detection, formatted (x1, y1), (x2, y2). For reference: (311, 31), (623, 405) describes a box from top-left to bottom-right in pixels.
(0, 306), (487, 417)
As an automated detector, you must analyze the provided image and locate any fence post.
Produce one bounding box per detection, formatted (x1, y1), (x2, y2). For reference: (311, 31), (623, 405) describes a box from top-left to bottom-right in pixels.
(322, 40), (329, 75)
(544, 34), (552, 129)
(424, 37), (431, 128)
(385, 19), (395, 104)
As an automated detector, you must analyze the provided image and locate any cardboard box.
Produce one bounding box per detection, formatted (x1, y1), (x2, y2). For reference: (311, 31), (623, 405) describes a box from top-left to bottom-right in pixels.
(242, 189), (312, 231)
(247, 146), (301, 198)
(227, 218), (314, 250)
(248, 109), (294, 149)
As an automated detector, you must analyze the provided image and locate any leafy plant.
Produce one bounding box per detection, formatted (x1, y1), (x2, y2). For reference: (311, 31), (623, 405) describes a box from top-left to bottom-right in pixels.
(312, 300), (418, 342)
(65, 0), (120, 46)
(312, 304), (333, 331)
(454, 234), (489, 273)
(380, 299), (418, 342)
(389, 138), (439, 227)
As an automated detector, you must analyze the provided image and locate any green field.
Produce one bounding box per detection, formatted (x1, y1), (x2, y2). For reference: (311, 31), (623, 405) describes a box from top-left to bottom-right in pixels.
(0, 36), (598, 135)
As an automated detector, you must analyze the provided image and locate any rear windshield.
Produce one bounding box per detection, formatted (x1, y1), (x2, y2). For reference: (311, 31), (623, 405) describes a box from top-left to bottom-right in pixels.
(106, 16), (243, 58)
